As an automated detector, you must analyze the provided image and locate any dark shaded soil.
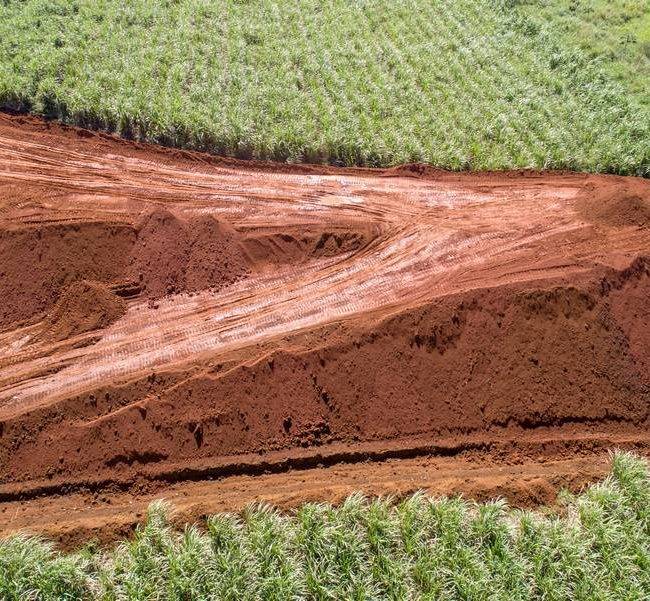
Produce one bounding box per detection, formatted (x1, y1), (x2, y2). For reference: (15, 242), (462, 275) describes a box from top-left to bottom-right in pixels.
(0, 222), (134, 328)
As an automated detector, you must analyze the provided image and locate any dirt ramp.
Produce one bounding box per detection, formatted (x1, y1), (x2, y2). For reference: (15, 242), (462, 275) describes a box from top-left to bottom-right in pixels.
(131, 209), (250, 298)
(41, 280), (126, 342)
(143, 260), (648, 460)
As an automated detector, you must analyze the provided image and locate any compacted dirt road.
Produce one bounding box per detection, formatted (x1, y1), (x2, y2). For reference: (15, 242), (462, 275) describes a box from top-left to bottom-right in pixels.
(0, 114), (649, 545)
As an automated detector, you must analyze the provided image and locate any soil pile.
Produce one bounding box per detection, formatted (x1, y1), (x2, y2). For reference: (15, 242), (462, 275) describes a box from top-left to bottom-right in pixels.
(0, 222), (134, 329)
(0, 210), (252, 330)
(185, 215), (251, 292)
(41, 280), (126, 342)
(578, 180), (650, 227)
(131, 209), (250, 298)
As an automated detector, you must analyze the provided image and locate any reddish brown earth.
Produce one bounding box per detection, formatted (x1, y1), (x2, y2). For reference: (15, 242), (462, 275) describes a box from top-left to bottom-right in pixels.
(0, 113), (649, 545)
(40, 280), (126, 343)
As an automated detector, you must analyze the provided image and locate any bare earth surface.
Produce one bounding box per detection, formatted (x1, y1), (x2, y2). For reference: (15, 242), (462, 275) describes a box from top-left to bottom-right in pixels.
(0, 113), (649, 546)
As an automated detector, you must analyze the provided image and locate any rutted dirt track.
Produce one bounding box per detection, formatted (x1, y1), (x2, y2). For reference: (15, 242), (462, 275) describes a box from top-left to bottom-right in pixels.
(0, 114), (649, 544)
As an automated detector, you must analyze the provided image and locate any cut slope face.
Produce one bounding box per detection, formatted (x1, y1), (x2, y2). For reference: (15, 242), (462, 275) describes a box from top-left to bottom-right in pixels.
(0, 114), (649, 529)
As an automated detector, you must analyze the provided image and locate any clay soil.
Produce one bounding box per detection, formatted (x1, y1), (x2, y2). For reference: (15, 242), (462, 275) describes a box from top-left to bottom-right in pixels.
(0, 113), (649, 547)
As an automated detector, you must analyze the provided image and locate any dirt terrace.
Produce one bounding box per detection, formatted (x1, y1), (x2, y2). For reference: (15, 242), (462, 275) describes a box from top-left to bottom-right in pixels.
(0, 113), (648, 545)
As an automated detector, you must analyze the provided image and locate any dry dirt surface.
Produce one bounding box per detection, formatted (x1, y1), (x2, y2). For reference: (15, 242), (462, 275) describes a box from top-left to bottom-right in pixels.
(0, 114), (649, 545)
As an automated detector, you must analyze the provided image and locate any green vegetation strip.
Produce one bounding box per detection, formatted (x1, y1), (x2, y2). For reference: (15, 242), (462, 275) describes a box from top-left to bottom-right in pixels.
(1, 452), (649, 600)
(0, 0), (648, 174)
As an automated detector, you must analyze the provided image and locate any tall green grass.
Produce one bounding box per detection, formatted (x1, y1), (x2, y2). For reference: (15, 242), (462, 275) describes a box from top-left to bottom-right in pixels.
(0, 0), (648, 174)
(1, 452), (649, 600)
(515, 0), (650, 105)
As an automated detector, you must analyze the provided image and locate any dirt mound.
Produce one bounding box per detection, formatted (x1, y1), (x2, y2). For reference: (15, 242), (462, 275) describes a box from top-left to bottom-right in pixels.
(0, 213), (251, 329)
(185, 215), (251, 292)
(131, 209), (250, 298)
(130, 209), (190, 297)
(0, 211), (372, 331)
(577, 179), (650, 227)
(0, 222), (134, 329)
(41, 280), (126, 342)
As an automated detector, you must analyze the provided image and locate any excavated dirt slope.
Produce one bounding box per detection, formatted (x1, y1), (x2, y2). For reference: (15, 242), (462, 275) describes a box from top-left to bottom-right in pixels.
(0, 114), (649, 544)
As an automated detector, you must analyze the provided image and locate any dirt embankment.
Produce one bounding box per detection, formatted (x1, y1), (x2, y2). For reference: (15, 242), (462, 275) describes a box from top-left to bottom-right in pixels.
(576, 179), (650, 228)
(1, 257), (648, 495)
(0, 211), (252, 329)
(0, 113), (649, 543)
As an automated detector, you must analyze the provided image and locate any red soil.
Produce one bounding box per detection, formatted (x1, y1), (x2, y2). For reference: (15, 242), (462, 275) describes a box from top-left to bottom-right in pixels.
(131, 209), (251, 298)
(0, 113), (649, 544)
(41, 280), (126, 342)
(576, 180), (650, 228)
(2, 453), (628, 551)
(0, 221), (134, 328)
